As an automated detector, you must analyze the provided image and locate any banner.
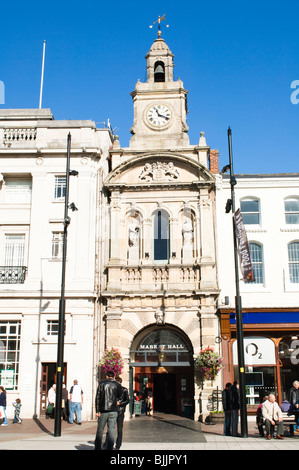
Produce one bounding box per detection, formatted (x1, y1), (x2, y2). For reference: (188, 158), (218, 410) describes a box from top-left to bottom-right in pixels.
(234, 209), (255, 282)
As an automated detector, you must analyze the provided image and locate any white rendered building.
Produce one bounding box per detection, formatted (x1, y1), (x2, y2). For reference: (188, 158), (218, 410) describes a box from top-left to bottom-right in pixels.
(216, 172), (299, 410)
(0, 109), (112, 420)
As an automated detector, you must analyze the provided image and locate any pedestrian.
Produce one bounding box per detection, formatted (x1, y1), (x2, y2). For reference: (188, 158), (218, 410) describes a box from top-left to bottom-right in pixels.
(144, 386), (153, 416)
(0, 386), (8, 426)
(68, 379), (83, 424)
(280, 398), (293, 436)
(288, 380), (299, 434)
(222, 382), (233, 436)
(231, 380), (240, 436)
(256, 395), (268, 437)
(94, 371), (122, 450)
(12, 398), (22, 424)
(104, 376), (130, 450)
(62, 386), (69, 421)
(289, 398), (299, 435)
(262, 393), (284, 440)
(46, 384), (56, 419)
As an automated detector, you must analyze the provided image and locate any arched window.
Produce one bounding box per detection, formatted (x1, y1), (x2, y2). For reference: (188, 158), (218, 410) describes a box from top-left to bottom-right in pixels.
(153, 210), (169, 261)
(248, 242), (264, 284)
(154, 61), (165, 82)
(288, 242), (299, 283)
(240, 198), (260, 225)
(285, 198), (299, 224)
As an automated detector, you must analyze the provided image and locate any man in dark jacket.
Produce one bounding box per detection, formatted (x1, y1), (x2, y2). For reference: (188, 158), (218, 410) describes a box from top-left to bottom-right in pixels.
(222, 382), (233, 436)
(94, 371), (122, 450)
(114, 376), (130, 450)
(289, 381), (299, 434)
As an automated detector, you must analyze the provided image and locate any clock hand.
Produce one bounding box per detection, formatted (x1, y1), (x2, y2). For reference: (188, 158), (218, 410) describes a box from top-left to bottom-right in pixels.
(156, 110), (169, 119)
(158, 113), (169, 120)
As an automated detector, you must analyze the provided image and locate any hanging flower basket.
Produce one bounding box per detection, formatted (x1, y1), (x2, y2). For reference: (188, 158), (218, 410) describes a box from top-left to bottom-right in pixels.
(194, 346), (223, 380)
(100, 347), (124, 377)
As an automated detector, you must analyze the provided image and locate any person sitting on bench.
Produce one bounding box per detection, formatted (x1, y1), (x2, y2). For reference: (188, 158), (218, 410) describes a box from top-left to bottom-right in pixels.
(262, 394), (284, 440)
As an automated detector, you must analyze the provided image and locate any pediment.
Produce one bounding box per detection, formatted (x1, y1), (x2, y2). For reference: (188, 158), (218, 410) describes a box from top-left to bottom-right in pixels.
(105, 153), (215, 188)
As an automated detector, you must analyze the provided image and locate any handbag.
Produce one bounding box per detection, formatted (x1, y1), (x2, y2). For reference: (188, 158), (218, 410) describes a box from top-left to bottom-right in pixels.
(46, 403), (54, 414)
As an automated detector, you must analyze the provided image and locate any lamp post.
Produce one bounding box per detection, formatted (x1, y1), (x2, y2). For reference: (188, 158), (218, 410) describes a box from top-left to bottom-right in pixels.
(54, 133), (78, 437)
(223, 127), (248, 438)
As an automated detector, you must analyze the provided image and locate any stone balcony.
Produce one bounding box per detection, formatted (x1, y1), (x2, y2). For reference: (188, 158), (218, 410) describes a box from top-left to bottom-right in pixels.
(104, 262), (217, 294)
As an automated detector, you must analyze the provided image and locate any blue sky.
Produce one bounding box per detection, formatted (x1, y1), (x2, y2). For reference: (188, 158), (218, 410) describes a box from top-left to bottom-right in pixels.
(0, 0), (298, 174)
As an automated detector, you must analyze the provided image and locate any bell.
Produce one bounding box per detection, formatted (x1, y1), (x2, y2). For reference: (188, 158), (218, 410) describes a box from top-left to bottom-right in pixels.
(154, 64), (165, 82)
(154, 64), (164, 74)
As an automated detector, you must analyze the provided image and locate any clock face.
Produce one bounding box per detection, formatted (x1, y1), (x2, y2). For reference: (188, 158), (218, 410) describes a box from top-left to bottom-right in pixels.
(146, 104), (171, 128)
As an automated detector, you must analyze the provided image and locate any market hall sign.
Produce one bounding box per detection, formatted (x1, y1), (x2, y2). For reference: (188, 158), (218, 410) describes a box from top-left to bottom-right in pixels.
(136, 329), (190, 352)
(139, 344), (185, 350)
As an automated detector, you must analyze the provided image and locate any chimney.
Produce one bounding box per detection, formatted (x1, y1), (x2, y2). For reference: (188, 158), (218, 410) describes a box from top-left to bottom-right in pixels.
(209, 149), (219, 174)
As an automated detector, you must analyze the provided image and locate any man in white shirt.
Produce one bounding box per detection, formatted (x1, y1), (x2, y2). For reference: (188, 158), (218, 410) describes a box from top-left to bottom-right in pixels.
(262, 393), (284, 439)
(68, 379), (83, 424)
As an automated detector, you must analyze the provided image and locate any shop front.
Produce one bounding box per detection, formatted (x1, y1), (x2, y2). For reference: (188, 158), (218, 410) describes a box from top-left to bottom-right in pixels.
(129, 326), (195, 418)
(220, 308), (299, 411)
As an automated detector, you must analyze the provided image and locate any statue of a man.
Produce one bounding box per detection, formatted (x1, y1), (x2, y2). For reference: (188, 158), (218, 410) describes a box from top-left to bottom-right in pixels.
(182, 218), (193, 246)
(128, 219), (139, 247)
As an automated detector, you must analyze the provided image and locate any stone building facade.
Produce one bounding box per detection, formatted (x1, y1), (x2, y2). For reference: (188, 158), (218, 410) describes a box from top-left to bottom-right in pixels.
(101, 33), (220, 420)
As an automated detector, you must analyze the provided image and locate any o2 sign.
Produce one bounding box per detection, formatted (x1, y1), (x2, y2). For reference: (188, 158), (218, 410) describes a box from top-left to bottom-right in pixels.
(233, 337), (276, 365)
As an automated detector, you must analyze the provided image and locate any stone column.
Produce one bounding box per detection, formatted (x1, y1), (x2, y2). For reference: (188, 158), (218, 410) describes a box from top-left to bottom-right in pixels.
(109, 192), (121, 264)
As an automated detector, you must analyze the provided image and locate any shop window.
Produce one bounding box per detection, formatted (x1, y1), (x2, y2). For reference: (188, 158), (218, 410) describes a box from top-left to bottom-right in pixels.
(279, 336), (299, 400)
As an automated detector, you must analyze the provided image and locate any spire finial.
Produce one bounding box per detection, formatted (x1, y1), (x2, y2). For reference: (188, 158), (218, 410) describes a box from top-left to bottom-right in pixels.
(149, 14), (169, 38)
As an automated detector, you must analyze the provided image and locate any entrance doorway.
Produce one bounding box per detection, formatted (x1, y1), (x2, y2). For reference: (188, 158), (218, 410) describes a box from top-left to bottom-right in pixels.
(40, 362), (67, 415)
(153, 373), (176, 413)
(130, 326), (194, 417)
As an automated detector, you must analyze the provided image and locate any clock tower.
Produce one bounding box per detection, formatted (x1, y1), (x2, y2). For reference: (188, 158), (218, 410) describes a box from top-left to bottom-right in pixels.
(104, 23), (220, 423)
(129, 32), (189, 149)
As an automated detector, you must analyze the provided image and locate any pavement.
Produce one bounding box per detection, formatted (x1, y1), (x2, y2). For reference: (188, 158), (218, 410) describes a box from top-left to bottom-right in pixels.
(0, 413), (298, 452)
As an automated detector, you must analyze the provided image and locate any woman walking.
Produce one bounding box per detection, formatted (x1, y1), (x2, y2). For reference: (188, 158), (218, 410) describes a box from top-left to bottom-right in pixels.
(0, 386), (8, 426)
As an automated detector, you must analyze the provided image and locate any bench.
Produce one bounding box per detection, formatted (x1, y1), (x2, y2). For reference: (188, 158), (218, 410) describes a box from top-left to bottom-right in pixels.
(282, 412), (296, 424)
(281, 412), (298, 435)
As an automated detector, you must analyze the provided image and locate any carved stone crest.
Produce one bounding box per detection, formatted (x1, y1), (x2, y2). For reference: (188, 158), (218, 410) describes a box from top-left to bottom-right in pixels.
(139, 161), (179, 182)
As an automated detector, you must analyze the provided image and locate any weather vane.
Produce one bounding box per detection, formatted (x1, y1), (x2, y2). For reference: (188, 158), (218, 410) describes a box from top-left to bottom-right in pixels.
(149, 14), (169, 37)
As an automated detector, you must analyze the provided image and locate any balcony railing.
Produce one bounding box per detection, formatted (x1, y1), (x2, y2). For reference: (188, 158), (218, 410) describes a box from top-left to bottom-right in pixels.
(105, 264), (202, 292)
(3, 128), (37, 143)
(0, 266), (27, 284)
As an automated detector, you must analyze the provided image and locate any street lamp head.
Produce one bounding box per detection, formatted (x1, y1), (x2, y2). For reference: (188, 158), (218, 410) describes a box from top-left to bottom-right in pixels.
(69, 202), (78, 212)
(69, 170), (79, 176)
(221, 164), (230, 174)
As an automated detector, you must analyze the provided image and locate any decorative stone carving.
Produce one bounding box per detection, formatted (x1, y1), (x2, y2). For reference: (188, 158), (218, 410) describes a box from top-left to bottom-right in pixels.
(182, 218), (193, 246)
(139, 161), (179, 182)
(128, 219), (140, 247)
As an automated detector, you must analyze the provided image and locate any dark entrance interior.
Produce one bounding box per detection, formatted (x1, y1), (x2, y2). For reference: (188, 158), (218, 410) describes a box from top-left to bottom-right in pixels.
(40, 362), (67, 415)
(153, 373), (176, 413)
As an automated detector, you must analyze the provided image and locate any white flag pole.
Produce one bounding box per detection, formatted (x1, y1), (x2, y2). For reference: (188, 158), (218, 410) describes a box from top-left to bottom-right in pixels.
(39, 40), (46, 109)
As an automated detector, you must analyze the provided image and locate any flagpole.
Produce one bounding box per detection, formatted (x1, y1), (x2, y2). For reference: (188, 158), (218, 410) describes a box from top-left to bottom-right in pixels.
(227, 127), (248, 438)
(39, 40), (46, 109)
